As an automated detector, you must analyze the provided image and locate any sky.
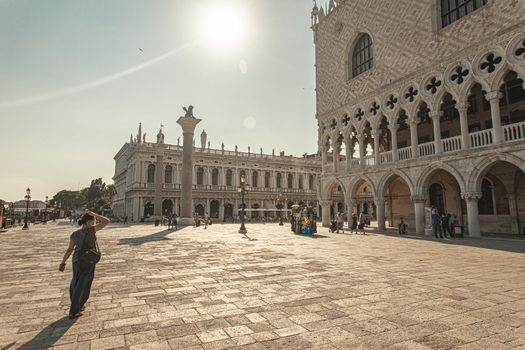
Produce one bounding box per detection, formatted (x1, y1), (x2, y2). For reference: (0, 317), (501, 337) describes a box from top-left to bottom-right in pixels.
(0, 0), (318, 202)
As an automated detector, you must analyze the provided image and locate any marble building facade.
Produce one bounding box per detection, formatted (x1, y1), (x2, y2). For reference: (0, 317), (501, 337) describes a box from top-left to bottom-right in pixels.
(112, 125), (321, 222)
(312, 0), (525, 236)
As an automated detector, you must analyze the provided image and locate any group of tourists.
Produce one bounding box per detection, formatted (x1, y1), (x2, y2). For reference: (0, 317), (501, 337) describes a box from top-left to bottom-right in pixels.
(330, 212), (368, 234)
(431, 207), (460, 238)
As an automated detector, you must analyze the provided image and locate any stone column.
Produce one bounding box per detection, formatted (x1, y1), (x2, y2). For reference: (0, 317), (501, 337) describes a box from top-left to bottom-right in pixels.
(357, 135), (365, 166)
(345, 139), (353, 171)
(508, 194), (520, 235)
(462, 192), (481, 237)
(321, 200), (331, 227)
(346, 196), (355, 228)
(431, 112), (443, 154)
(372, 129), (380, 166)
(177, 115), (202, 225)
(389, 125), (399, 162)
(410, 120), (418, 158)
(321, 146), (328, 172)
(457, 103), (470, 149)
(412, 194), (426, 235)
(376, 197), (386, 231)
(333, 142), (341, 173)
(153, 151), (165, 217)
(486, 91), (503, 144)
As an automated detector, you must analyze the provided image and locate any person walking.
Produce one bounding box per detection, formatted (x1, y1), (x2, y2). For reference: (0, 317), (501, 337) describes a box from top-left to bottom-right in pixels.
(398, 217), (408, 235)
(59, 210), (109, 319)
(336, 213), (345, 234)
(358, 212), (366, 234)
(167, 214), (172, 230)
(441, 214), (450, 238)
(204, 212), (209, 229)
(172, 213), (178, 231)
(350, 213), (358, 234)
(432, 207), (443, 238)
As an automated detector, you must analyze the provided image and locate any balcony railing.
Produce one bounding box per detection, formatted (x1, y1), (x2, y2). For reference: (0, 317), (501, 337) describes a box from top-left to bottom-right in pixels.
(418, 142), (435, 157)
(470, 129), (493, 148)
(321, 123), (525, 174)
(398, 147), (412, 161)
(380, 151), (393, 164)
(504, 121), (525, 143)
(442, 136), (462, 153)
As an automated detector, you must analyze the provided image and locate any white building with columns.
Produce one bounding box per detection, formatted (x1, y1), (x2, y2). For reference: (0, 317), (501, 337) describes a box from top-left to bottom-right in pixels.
(112, 124), (321, 222)
(312, 0), (525, 236)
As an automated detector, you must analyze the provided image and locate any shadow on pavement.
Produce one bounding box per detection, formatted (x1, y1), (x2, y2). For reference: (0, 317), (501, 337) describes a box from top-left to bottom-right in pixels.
(17, 316), (77, 350)
(117, 229), (175, 246)
(376, 231), (525, 254)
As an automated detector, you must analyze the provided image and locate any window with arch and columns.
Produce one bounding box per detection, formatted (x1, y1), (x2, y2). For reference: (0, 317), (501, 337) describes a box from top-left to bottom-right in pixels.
(197, 167), (204, 185)
(350, 33), (373, 79)
(147, 164), (155, 183)
(165, 165), (173, 184)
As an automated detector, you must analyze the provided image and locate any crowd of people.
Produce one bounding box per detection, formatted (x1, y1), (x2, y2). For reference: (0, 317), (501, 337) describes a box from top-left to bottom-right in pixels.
(431, 207), (460, 238)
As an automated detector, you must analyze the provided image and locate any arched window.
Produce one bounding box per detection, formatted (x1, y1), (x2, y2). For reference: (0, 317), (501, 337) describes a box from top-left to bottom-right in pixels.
(479, 178), (495, 215)
(212, 168), (219, 186)
(147, 164), (155, 183)
(239, 170), (246, 183)
(287, 174), (293, 189)
(298, 175), (304, 189)
(165, 165), (173, 184)
(309, 175), (314, 190)
(264, 172), (270, 188)
(252, 171), (258, 187)
(429, 183), (445, 215)
(351, 33), (373, 78)
(197, 167), (204, 185)
(276, 173), (282, 188)
(441, 0), (487, 28)
(226, 169), (233, 186)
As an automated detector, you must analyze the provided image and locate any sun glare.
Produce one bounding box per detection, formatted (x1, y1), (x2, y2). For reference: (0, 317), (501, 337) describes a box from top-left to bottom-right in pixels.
(203, 5), (248, 50)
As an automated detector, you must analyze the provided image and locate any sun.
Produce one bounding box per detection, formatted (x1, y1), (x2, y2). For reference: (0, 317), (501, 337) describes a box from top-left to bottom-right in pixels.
(203, 4), (248, 50)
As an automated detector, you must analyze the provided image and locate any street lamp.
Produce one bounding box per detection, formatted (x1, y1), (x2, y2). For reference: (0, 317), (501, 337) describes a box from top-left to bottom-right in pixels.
(22, 188), (31, 230)
(276, 193), (287, 226)
(44, 196), (49, 224)
(53, 202), (57, 222)
(238, 175), (250, 234)
(2, 203), (8, 229)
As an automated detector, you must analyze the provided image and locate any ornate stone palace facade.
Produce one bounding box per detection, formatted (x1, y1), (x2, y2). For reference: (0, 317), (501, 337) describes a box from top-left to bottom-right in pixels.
(112, 125), (321, 222)
(312, 0), (525, 236)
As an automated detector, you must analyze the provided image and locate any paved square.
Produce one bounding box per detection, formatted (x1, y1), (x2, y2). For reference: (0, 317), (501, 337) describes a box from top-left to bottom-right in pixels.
(1, 223), (525, 349)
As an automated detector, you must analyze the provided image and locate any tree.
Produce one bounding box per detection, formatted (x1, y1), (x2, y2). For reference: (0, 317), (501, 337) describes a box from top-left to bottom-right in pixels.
(50, 178), (115, 212)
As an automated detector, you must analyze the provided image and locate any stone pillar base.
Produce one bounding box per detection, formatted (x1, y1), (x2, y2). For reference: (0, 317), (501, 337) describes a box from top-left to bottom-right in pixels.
(177, 217), (195, 226)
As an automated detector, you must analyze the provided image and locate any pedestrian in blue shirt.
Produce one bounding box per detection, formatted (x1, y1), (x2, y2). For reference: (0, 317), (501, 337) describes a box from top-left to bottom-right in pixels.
(431, 207), (443, 238)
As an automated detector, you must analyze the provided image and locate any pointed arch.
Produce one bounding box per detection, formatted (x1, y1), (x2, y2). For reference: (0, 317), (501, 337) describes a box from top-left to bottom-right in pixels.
(347, 175), (378, 200)
(377, 169), (415, 198)
(468, 154), (525, 193)
(415, 161), (466, 195)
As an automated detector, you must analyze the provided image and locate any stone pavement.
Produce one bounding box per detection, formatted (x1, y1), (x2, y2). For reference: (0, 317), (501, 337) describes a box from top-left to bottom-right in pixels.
(1, 222), (525, 350)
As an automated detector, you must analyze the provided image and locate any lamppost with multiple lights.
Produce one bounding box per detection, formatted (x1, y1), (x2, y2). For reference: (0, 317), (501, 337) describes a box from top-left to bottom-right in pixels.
(276, 193), (287, 226)
(238, 175), (250, 234)
(22, 188), (31, 230)
(43, 196), (49, 224)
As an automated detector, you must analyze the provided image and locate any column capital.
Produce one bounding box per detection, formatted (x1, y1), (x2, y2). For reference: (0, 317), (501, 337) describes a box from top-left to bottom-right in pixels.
(320, 200), (332, 207)
(411, 194), (426, 203)
(375, 197), (386, 205)
(456, 103), (469, 114)
(485, 91), (502, 102)
(388, 124), (399, 132)
(461, 192), (482, 201)
(177, 116), (202, 133)
(430, 111), (443, 120)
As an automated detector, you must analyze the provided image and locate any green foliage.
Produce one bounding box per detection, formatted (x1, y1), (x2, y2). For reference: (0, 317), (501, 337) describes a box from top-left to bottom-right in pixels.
(51, 178), (115, 211)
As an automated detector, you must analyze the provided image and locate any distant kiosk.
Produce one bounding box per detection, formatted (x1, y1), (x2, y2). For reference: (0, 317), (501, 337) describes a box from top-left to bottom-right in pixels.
(177, 106), (201, 226)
